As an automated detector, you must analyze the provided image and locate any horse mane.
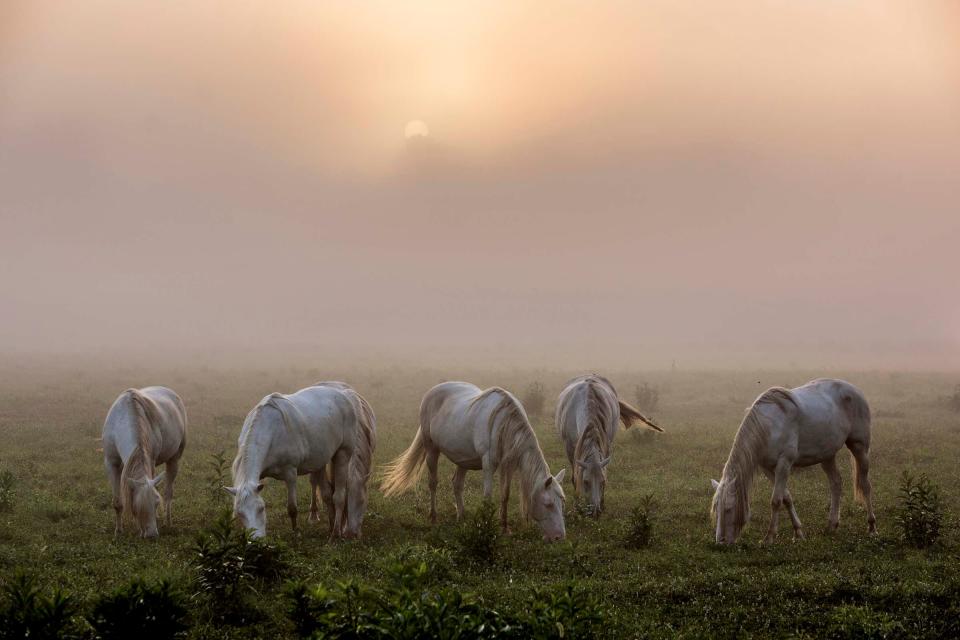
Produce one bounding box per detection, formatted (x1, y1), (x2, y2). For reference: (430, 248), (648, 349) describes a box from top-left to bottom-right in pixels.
(473, 387), (560, 519)
(711, 387), (798, 532)
(232, 393), (286, 486)
(572, 378), (612, 487)
(347, 391), (376, 485)
(120, 389), (158, 514)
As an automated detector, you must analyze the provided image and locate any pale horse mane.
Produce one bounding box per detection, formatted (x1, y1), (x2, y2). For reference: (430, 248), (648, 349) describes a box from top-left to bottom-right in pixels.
(346, 391), (376, 486)
(471, 387), (562, 520)
(120, 389), (159, 515)
(572, 378), (612, 487)
(232, 393), (287, 495)
(711, 387), (798, 533)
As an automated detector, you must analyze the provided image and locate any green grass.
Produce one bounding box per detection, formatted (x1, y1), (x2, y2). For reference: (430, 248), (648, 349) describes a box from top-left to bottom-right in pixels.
(0, 363), (958, 638)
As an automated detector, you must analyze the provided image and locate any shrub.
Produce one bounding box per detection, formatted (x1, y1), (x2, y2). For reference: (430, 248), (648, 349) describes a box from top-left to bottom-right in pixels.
(522, 382), (546, 418)
(0, 469), (14, 512)
(205, 449), (230, 506)
(895, 471), (943, 549)
(389, 544), (455, 584)
(455, 501), (501, 563)
(624, 493), (656, 549)
(192, 511), (288, 621)
(0, 572), (78, 640)
(634, 383), (659, 413)
(87, 579), (189, 640)
(285, 565), (601, 640)
(522, 585), (603, 639)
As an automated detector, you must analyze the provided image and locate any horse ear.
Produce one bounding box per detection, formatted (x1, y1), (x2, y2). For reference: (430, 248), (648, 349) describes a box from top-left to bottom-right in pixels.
(600, 457), (611, 469)
(554, 468), (566, 484)
(256, 483), (265, 493)
(223, 486), (237, 496)
(149, 472), (165, 488)
(711, 479), (720, 490)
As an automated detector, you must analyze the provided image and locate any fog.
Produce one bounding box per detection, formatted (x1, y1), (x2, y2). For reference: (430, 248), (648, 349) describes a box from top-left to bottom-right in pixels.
(2, 1), (958, 369)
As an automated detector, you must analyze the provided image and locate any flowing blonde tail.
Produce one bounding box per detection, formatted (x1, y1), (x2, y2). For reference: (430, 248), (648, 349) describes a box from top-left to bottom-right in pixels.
(618, 401), (664, 432)
(379, 427), (428, 496)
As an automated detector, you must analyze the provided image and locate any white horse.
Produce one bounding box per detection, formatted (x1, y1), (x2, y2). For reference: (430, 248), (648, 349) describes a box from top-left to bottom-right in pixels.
(225, 383), (369, 539)
(381, 382), (566, 541)
(309, 381), (377, 539)
(102, 387), (187, 539)
(556, 374), (663, 516)
(710, 378), (876, 545)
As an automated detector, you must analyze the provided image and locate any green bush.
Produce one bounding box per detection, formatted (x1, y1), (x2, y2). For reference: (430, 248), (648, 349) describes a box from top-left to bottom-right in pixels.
(285, 564), (601, 640)
(624, 494), (656, 549)
(389, 544), (455, 584)
(895, 471), (944, 549)
(455, 501), (501, 563)
(0, 468), (15, 512)
(205, 449), (230, 506)
(87, 579), (189, 640)
(192, 511), (288, 622)
(0, 572), (78, 640)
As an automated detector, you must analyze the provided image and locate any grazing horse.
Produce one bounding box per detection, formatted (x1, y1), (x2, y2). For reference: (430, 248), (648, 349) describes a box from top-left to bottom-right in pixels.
(308, 381), (377, 539)
(225, 383), (366, 539)
(381, 382), (566, 542)
(102, 387), (187, 538)
(556, 374), (663, 516)
(710, 378), (876, 545)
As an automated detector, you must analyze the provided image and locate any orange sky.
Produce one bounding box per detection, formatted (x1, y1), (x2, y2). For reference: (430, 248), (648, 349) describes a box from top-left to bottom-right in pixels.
(1, 1), (959, 368)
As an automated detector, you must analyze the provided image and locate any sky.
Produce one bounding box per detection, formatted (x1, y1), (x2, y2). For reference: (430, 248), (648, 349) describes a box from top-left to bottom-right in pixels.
(1, 1), (959, 368)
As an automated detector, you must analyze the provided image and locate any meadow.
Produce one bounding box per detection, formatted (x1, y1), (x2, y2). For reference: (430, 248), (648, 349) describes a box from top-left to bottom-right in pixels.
(0, 360), (958, 638)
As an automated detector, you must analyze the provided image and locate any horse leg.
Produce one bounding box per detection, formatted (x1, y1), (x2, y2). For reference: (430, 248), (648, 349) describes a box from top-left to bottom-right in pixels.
(106, 460), (123, 536)
(284, 469), (299, 533)
(452, 467), (467, 521)
(331, 450), (351, 538)
(162, 457), (179, 528)
(309, 471), (322, 523)
(426, 448), (440, 525)
(317, 468), (335, 534)
(782, 489), (804, 540)
(849, 442), (877, 534)
(499, 467), (513, 534)
(821, 457), (842, 532)
(764, 459), (791, 544)
(481, 453), (494, 499)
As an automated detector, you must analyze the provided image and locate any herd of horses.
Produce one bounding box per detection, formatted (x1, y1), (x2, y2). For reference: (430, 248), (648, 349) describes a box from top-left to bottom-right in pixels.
(102, 374), (876, 545)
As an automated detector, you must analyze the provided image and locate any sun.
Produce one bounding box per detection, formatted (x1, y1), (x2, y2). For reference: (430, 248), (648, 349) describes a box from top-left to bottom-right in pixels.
(404, 120), (429, 139)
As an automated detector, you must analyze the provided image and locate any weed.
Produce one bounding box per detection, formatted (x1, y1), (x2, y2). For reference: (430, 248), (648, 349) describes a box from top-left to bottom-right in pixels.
(0, 572), (78, 640)
(455, 500), (501, 564)
(624, 493), (656, 549)
(87, 579), (189, 640)
(523, 381), (547, 418)
(896, 471), (944, 549)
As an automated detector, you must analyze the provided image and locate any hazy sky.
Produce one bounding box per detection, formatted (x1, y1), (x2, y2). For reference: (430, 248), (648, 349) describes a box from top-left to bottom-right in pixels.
(2, 1), (958, 368)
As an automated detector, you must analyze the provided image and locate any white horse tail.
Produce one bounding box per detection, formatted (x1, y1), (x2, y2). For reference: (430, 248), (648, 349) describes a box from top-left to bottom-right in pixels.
(618, 400), (664, 432)
(380, 426), (428, 497)
(843, 389), (872, 504)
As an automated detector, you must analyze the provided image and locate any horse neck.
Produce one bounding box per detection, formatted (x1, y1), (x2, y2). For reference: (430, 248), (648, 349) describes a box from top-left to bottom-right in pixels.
(123, 395), (156, 478)
(233, 407), (274, 486)
(496, 412), (550, 514)
(721, 411), (768, 510)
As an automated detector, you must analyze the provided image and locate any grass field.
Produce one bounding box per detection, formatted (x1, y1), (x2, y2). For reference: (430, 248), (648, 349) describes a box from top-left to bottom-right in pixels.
(1, 361), (958, 638)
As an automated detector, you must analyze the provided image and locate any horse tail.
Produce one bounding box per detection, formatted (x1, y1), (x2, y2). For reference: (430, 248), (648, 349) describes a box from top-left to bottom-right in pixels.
(843, 388), (872, 504)
(618, 400), (663, 432)
(380, 427), (428, 497)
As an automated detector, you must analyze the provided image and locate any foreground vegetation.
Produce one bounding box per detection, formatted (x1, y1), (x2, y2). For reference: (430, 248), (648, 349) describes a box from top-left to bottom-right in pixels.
(0, 360), (958, 638)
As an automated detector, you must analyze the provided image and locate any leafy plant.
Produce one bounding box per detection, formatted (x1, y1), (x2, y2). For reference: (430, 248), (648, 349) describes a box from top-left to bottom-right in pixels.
(895, 471), (944, 549)
(522, 381), (546, 418)
(522, 584), (603, 639)
(0, 572), (78, 640)
(87, 579), (189, 640)
(192, 511), (288, 622)
(634, 383), (660, 413)
(624, 493), (656, 549)
(949, 385), (960, 413)
(0, 468), (14, 512)
(455, 501), (501, 563)
(205, 449), (230, 505)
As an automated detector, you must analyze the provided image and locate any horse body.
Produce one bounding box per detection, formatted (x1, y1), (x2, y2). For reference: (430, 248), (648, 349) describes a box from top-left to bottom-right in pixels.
(227, 384), (361, 538)
(711, 378), (875, 544)
(556, 375), (663, 516)
(102, 386), (187, 538)
(381, 381), (566, 542)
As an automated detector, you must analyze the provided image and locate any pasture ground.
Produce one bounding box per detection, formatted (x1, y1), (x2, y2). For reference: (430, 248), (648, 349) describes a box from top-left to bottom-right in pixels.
(1, 360), (958, 638)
